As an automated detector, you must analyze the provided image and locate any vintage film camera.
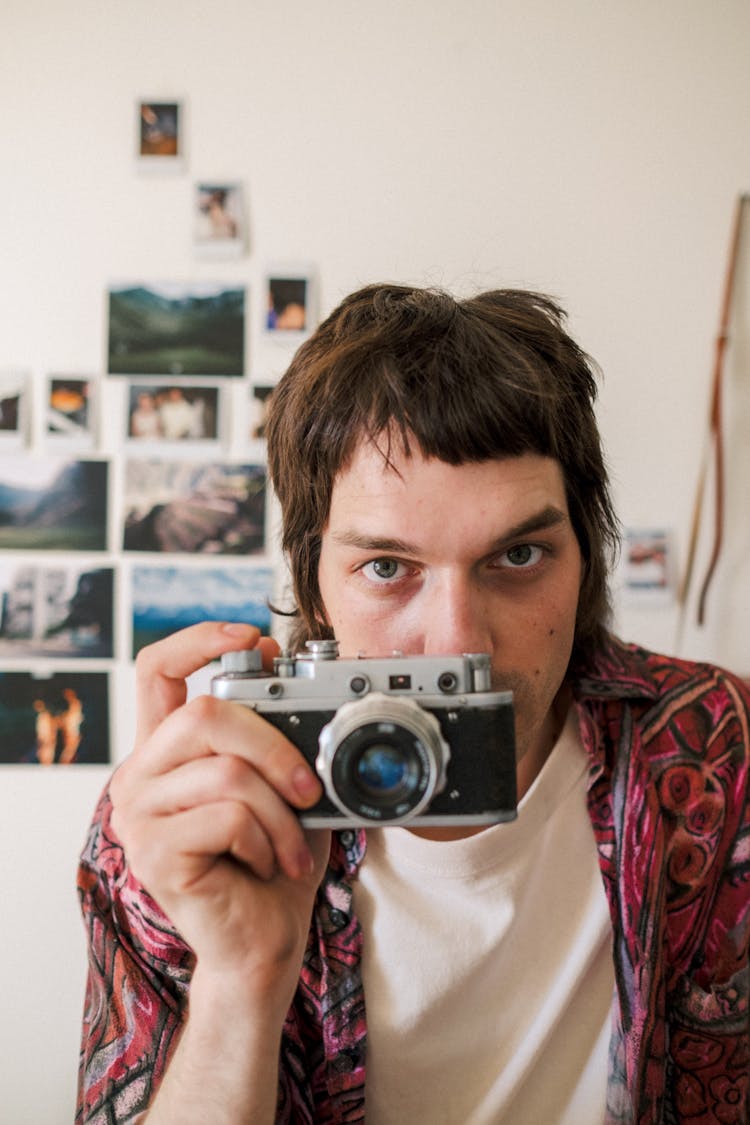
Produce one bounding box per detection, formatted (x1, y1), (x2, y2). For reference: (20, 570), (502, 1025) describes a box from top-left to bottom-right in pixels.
(211, 639), (517, 828)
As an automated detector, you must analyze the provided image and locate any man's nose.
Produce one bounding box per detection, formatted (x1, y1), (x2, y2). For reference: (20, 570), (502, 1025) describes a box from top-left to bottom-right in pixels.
(421, 574), (492, 656)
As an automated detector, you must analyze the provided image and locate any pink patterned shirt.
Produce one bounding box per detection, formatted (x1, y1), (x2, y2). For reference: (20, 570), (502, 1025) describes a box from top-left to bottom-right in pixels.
(77, 638), (750, 1123)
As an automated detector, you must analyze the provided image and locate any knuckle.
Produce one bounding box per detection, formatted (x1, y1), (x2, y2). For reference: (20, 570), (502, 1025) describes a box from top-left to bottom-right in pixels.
(213, 752), (251, 792)
(134, 641), (161, 677)
(221, 799), (253, 842)
(183, 692), (222, 724)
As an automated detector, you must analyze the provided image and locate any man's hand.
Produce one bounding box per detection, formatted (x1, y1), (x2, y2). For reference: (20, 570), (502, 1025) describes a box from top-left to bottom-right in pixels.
(110, 621), (331, 1011)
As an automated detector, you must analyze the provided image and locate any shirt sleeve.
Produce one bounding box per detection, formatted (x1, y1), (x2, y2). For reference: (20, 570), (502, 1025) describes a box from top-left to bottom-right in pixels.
(663, 671), (750, 1122)
(76, 787), (194, 1124)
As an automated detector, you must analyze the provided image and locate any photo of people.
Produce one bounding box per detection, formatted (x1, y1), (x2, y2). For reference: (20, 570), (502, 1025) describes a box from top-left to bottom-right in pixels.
(0, 564), (114, 658)
(0, 457), (108, 551)
(108, 282), (245, 376)
(0, 671), (109, 765)
(127, 383), (220, 445)
(45, 377), (94, 444)
(123, 459), (266, 554)
(131, 564), (273, 656)
(194, 183), (245, 257)
(138, 101), (181, 158)
(265, 274), (310, 332)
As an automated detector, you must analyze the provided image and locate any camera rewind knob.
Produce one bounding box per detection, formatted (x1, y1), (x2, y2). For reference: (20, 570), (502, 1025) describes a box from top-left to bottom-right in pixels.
(220, 649), (263, 674)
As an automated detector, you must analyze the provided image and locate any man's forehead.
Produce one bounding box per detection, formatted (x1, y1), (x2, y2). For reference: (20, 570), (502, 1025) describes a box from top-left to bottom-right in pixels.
(326, 447), (570, 539)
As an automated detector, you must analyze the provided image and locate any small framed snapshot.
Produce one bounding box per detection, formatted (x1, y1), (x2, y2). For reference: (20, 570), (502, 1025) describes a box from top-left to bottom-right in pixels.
(621, 528), (676, 605)
(193, 182), (245, 259)
(123, 459), (266, 555)
(126, 380), (223, 454)
(107, 282), (246, 377)
(45, 376), (96, 447)
(0, 371), (28, 447)
(131, 563), (274, 657)
(264, 267), (315, 337)
(0, 670), (110, 765)
(0, 457), (108, 551)
(137, 100), (184, 170)
(0, 563), (114, 659)
(248, 383), (276, 442)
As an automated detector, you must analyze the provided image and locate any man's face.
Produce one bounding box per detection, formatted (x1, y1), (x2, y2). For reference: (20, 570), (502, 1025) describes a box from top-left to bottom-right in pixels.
(317, 441), (583, 785)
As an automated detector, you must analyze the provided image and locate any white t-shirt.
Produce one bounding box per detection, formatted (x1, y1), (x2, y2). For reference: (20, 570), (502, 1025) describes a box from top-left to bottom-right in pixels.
(352, 708), (614, 1124)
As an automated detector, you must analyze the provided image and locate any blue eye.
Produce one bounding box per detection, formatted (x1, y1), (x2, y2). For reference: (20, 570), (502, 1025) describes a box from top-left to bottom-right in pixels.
(502, 544), (543, 568)
(363, 558), (403, 581)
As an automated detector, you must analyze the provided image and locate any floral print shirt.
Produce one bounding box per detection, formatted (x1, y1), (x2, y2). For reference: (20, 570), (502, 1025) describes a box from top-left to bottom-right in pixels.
(77, 638), (750, 1123)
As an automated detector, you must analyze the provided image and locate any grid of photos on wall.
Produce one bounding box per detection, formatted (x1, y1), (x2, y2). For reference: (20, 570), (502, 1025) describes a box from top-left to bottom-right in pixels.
(0, 99), (318, 767)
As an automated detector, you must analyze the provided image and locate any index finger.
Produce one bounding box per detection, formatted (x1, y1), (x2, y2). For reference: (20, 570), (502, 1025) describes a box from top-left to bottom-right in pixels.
(134, 621), (280, 746)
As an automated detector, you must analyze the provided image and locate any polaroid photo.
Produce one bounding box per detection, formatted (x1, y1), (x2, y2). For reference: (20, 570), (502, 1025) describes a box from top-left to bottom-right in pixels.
(107, 282), (246, 377)
(193, 182), (246, 259)
(136, 100), (185, 171)
(131, 563), (274, 657)
(0, 456), (108, 551)
(44, 376), (96, 448)
(264, 267), (316, 339)
(0, 371), (28, 447)
(125, 379), (224, 455)
(0, 670), (110, 765)
(0, 563), (114, 659)
(122, 459), (266, 555)
(620, 528), (676, 606)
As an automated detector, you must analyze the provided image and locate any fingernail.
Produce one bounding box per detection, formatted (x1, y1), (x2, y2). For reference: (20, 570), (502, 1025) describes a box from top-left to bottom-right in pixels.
(221, 623), (256, 636)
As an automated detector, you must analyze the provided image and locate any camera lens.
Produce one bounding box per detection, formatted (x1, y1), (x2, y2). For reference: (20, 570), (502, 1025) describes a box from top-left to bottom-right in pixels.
(317, 694), (450, 824)
(331, 723), (429, 818)
(356, 742), (408, 795)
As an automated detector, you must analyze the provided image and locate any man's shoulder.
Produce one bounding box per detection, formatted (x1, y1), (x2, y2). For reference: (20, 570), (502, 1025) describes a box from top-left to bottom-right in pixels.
(573, 634), (750, 786)
(574, 633), (750, 711)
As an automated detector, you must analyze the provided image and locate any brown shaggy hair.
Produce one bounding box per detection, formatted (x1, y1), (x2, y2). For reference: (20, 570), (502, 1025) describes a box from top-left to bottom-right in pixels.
(266, 283), (619, 669)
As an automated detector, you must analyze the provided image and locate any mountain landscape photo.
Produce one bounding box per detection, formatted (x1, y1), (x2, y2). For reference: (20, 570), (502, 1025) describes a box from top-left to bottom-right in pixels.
(108, 283), (246, 376)
(0, 459), (108, 550)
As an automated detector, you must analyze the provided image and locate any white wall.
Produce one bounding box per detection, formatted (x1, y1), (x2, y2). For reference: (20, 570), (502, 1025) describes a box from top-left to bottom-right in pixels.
(1, 1), (749, 1120)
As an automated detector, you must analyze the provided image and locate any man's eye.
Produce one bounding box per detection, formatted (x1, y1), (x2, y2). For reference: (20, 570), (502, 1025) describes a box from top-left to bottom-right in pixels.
(501, 544), (544, 568)
(362, 558), (403, 581)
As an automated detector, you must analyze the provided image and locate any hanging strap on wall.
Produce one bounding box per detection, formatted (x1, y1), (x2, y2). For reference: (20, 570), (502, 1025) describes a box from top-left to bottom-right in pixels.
(677, 193), (749, 632)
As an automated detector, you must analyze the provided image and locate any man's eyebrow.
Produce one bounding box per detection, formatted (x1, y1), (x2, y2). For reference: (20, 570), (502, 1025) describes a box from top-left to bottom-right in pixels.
(330, 505), (570, 555)
(496, 505), (570, 543)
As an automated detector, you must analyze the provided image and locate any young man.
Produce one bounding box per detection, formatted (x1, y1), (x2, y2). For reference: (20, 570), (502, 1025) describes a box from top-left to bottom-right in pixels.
(77, 286), (750, 1124)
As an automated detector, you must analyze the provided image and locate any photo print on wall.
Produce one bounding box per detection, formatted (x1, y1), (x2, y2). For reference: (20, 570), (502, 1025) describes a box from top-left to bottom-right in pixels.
(193, 182), (246, 259)
(131, 563), (274, 657)
(137, 100), (184, 168)
(122, 459), (266, 554)
(126, 380), (222, 450)
(0, 371), (28, 446)
(45, 376), (96, 447)
(265, 270), (314, 335)
(0, 563), (114, 659)
(621, 528), (677, 606)
(0, 457), (108, 551)
(248, 383), (275, 441)
(0, 670), (110, 766)
(107, 283), (246, 377)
